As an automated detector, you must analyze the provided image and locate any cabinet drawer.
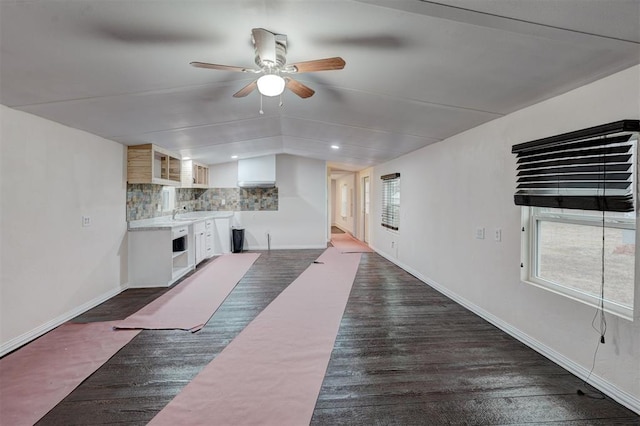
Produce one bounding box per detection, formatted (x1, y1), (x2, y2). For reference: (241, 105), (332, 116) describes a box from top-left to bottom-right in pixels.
(171, 226), (188, 239)
(194, 221), (206, 234)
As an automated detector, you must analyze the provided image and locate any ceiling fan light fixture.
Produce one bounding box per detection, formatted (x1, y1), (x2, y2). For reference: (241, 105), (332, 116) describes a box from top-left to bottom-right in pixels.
(257, 74), (285, 97)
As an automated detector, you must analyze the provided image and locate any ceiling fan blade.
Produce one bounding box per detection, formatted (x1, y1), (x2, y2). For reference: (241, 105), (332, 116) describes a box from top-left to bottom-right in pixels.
(285, 78), (315, 99)
(190, 62), (253, 73)
(233, 80), (258, 98)
(288, 57), (346, 73)
(252, 28), (277, 65)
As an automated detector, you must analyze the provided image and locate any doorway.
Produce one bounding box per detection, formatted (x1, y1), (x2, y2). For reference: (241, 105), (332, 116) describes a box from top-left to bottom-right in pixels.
(362, 175), (370, 243)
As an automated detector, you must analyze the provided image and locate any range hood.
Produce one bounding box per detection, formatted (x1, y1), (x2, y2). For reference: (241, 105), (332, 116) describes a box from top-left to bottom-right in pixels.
(237, 155), (276, 188)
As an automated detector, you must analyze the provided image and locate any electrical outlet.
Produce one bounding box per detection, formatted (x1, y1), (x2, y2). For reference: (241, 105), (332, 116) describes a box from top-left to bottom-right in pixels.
(221, 199), (226, 206)
(82, 216), (91, 227)
(494, 229), (502, 242)
(475, 227), (485, 239)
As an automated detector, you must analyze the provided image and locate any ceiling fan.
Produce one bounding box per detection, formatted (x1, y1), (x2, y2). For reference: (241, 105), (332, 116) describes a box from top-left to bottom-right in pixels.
(191, 28), (345, 100)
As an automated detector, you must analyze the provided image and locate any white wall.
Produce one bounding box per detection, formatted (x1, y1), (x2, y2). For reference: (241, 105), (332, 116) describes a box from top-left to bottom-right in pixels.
(210, 160), (239, 188)
(0, 105), (127, 354)
(333, 173), (356, 233)
(330, 179), (336, 225)
(369, 65), (640, 412)
(210, 154), (327, 250)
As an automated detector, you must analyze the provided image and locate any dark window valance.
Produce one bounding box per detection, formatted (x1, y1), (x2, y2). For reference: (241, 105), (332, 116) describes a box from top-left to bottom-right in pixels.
(381, 173), (400, 181)
(511, 120), (639, 212)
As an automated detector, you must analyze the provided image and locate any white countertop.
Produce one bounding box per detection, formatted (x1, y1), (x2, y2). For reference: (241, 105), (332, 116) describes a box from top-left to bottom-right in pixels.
(128, 211), (234, 231)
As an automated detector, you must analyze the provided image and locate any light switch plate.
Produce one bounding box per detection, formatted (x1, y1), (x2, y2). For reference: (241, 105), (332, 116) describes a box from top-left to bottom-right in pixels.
(475, 227), (485, 239)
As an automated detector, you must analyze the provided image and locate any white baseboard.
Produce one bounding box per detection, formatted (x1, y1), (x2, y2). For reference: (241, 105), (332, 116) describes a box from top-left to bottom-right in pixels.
(244, 244), (328, 251)
(0, 284), (128, 357)
(368, 245), (640, 415)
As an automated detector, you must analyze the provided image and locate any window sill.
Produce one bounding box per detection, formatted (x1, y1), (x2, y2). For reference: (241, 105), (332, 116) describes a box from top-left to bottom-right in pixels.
(522, 277), (634, 322)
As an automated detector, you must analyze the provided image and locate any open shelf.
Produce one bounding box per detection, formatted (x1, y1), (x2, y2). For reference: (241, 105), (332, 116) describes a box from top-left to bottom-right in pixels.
(127, 143), (182, 186)
(172, 250), (187, 259)
(172, 265), (192, 280)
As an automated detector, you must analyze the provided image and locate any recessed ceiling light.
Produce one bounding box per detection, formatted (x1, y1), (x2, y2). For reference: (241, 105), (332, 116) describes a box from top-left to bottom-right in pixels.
(231, 155), (238, 159)
(331, 145), (340, 150)
(183, 156), (191, 160)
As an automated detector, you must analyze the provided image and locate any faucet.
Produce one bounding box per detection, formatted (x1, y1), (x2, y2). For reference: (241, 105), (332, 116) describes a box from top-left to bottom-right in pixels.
(172, 206), (185, 220)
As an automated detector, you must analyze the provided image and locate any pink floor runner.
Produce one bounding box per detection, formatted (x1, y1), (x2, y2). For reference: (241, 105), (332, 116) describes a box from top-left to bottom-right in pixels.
(150, 247), (361, 426)
(114, 253), (260, 332)
(0, 322), (140, 426)
(330, 232), (373, 253)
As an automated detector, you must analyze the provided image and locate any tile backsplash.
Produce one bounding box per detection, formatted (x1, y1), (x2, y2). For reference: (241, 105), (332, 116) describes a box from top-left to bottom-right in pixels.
(127, 184), (278, 221)
(126, 184), (164, 222)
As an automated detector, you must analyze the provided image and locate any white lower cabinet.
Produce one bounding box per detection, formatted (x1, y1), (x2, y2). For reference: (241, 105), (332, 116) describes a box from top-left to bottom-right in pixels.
(193, 218), (229, 257)
(205, 220), (214, 259)
(128, 225), (194, 288)
(128, 213), (233, 287)
(194, 221), (207, 265)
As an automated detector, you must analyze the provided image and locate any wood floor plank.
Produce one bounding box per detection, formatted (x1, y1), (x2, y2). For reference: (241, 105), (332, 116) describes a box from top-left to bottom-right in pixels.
(312, 252), (639, 425)
(31, 249), (638, 425)
(37, 250), (324, 425)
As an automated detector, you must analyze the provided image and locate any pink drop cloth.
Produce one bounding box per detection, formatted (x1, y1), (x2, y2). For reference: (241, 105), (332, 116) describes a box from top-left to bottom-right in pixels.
(330, 232), (373, 253)
(150, 247), (362, 426)
(0, 322), (140, 426)
(114, 252), (260, 332)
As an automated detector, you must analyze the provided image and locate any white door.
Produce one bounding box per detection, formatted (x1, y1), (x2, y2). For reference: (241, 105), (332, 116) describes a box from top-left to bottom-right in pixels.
(363, 176), (370, 243)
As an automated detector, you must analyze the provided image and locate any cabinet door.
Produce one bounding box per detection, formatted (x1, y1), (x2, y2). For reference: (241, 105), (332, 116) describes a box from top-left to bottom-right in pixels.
(194, 231), (204, 264)
(205, 220), (214, 258)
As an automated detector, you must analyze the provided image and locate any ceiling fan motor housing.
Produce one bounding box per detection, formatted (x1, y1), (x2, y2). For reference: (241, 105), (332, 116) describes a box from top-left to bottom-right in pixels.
(255, 36), (287, 69)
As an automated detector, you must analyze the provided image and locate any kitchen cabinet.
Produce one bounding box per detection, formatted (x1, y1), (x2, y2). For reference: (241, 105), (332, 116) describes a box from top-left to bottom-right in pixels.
(194, 220), (215, 264)
(181, 159), (209, 188)
(127, 143), (182, 186)
(205, 220), (214, 259)
(127, 213), (233, 285)
(194, 221), (206, 265)
(128, 225), (194, 287)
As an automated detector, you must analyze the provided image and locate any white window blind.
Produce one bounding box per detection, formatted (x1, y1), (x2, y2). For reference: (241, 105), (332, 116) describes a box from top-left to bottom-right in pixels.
(381, 173), (400, 230)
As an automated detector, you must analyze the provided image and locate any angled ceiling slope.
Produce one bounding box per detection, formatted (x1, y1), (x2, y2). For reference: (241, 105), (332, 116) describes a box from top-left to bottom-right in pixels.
(1, 0), (638, 169)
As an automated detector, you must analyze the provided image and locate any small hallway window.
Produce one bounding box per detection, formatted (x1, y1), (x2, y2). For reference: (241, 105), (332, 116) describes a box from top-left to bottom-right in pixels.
(381, 173), (400, 231)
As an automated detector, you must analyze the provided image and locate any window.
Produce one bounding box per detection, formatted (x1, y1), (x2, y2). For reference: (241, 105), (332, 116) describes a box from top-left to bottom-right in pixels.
(381, 173), (400, 231)
(512, 120), (638, 319)
(161, 186), (175, 212)
(524, 207), (635, 318)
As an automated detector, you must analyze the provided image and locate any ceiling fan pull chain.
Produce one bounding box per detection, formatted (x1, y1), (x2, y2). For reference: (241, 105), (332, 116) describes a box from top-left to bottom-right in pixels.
(279, 93), (283, 107)
(259, 94), (264, 115)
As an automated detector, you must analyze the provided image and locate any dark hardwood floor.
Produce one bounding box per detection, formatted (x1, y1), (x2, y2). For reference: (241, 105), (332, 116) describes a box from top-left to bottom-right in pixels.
(35, 250), (638, 425)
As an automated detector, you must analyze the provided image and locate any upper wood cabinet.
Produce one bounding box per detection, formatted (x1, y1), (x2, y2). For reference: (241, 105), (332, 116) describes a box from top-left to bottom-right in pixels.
(181, 159), (209, 189)
(127, 144), (182, 186)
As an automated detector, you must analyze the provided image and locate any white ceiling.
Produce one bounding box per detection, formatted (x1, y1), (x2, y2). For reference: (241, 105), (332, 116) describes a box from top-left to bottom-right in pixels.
(1, 0), (638, 172)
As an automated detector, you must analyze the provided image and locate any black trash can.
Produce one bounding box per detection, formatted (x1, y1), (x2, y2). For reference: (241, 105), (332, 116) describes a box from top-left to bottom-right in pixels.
(232, 227), (245, 253)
